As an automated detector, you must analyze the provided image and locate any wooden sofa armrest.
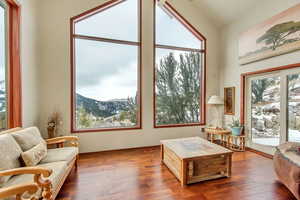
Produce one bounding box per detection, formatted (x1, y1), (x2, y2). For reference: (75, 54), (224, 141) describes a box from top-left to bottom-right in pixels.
(0, 167), (52, 178)
(0, 167), (53, 200)
(46, 136), (79, 147)
(0, 183), (39, 200)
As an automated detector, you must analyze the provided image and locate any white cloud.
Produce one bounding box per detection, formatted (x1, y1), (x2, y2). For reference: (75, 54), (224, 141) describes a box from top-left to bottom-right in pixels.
(74, 0), (202, 101)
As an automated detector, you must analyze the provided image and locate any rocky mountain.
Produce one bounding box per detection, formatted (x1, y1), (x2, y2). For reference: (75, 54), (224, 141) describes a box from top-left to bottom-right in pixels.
(252, 77), (300, 139)
(76, 93), (129, 118)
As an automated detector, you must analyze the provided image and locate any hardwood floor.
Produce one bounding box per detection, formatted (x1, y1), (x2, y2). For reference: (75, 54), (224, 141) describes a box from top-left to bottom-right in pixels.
(56, 146), (296, 200)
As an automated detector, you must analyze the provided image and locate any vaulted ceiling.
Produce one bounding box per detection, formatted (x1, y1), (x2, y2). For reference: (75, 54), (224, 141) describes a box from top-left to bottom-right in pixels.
(191, 0), (260, 27)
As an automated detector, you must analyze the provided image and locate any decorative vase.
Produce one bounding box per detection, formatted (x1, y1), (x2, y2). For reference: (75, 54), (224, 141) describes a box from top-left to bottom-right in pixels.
(47, 127), (56, 138)
(231, 127), (242, 136)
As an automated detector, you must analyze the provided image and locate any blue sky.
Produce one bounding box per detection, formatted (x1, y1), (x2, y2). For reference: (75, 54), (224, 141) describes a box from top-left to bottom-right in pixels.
(75, 0), (200, 101)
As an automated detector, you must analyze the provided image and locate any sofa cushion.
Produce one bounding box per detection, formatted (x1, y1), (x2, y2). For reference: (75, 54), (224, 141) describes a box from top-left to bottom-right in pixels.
(40, 147), (78, 165)
(0, 134), (22, 187)
(11, 127), (44, 151)
(3, 161), (68, 199)
(21, 142), (48, 167)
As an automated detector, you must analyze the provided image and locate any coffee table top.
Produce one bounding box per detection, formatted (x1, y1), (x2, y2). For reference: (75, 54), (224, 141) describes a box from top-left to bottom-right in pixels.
(161, 137), (233, 159)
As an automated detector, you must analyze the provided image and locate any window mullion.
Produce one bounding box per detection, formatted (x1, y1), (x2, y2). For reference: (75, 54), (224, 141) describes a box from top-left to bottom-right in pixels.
(74, 34), (140, 46)
(155, 44), (203, 52)
(279, 72), (287, 144)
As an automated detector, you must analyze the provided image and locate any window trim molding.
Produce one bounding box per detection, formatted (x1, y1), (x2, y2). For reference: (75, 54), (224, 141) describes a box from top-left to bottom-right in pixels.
(153, 0), (207, 128)
(70, 0), (142, 133)
(2, 0), (22, 129)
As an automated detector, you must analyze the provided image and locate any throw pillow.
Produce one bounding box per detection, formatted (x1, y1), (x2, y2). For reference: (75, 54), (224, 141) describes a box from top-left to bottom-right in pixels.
(21, 142), (48, 167)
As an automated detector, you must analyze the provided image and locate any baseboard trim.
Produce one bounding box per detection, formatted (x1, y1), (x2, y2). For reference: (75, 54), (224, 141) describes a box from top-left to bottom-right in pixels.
(79, 145), (160, 155)
(246, 147), (273, 159)
(79, 144), (274, 160)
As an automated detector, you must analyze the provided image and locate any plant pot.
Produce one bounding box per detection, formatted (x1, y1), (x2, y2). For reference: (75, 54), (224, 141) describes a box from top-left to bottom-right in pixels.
(231, 127), (242, 136)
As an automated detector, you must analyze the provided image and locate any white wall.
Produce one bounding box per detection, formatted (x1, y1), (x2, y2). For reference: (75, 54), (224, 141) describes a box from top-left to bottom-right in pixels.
(37, 0), (221, 153)
(220, 0), (300, 154)
(19, 0), (40, 127)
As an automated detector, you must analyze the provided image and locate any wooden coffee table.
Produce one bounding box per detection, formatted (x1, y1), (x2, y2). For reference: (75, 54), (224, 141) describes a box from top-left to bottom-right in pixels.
(161, 137), (233, 186)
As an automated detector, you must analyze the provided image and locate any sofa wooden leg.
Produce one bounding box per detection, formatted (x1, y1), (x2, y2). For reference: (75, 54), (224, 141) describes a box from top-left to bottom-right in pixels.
(75, 155), (79, 170)
(34, 173), (53, 200)
(41, 184), (52, 200)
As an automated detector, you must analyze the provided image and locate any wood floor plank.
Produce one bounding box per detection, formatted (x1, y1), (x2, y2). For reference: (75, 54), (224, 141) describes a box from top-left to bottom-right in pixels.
(56, 147), (296, 200)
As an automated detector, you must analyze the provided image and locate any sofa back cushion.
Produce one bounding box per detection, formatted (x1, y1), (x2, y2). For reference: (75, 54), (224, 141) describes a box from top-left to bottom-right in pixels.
(0, 134), (23, 186)
(11, 127), (44, 151)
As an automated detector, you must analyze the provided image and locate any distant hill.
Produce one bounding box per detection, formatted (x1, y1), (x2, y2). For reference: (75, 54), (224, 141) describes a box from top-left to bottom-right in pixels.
(76, 93), (129, 118)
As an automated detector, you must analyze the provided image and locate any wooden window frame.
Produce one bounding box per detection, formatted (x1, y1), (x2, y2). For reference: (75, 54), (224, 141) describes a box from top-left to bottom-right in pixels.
(70, 0), (142, 133)
(153, 0), (207, 128)
(240, 63), (300, 126)
(1, 0), (22, 129)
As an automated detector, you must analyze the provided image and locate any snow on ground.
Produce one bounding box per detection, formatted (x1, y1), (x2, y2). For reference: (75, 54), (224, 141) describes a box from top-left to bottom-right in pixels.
(252, 129), (300, 146)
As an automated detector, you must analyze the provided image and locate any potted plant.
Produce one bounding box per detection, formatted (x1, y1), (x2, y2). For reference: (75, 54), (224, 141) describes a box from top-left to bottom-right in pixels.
(229, 118), (243, 136)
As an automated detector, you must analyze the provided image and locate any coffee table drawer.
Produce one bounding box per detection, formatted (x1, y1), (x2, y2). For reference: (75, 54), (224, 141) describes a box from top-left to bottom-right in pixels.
(187, 154), (231, 184)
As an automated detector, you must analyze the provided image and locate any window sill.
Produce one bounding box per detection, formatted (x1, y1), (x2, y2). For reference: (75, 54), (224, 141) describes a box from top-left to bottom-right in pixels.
(154, 123), (205, 129)
(71, 126), (142, 134)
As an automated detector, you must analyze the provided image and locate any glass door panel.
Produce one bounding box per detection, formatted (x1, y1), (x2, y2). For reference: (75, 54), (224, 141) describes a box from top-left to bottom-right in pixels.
(251, 76), (280, 146)
(288, 73), (300, 142)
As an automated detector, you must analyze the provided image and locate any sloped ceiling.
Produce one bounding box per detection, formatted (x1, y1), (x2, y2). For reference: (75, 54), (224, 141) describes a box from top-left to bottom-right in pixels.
(191, 0), (260, 27)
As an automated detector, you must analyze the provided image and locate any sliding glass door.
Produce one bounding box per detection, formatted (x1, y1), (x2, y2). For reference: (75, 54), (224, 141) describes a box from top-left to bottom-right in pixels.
(287, 72), (300, 142)
(250, 75), (281, 146)
(247, 68), (300, 152)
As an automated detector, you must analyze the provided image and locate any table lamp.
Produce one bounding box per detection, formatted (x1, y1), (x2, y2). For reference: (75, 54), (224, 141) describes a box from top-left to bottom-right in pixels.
(207, 95), (224, 128)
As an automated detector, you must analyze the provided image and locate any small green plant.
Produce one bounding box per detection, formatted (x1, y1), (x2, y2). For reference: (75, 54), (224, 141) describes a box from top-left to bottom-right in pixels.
(229, 117), (242, 128)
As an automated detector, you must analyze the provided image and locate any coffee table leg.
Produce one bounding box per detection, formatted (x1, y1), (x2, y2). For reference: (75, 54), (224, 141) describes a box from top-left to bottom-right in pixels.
(181, 160), (187, 186)
(227, 154), (232, 177)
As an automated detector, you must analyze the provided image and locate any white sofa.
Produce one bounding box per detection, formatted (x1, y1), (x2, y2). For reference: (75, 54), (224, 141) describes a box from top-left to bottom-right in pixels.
(0, 127), (79, 200)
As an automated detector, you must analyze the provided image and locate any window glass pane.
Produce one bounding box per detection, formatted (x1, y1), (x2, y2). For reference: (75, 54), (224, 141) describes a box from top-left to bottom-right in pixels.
(251, 77), (280, 146)
(288, 73), (300, 142)
(156, 4), (201, 49)
(75, 39), (139, 130)
(155, 48), (202, 126)
(75, 0), (138, 42)
(0, 5), (7, 130)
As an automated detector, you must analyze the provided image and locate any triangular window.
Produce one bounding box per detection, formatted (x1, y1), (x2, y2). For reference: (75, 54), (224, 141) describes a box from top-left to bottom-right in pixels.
(156, 2), (202, 49)
(75, 0), (139, 42)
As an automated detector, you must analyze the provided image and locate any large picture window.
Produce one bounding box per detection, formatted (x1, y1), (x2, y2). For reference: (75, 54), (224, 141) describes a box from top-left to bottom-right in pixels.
(154, 1), (206, 128)
(0, 0), (21, 129)
(71, 0), (141, 132)
(0, 2), (7, 129)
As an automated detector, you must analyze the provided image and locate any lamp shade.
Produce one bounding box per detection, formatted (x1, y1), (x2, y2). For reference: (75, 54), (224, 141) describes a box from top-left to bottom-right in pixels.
(207, 95), (223, 105)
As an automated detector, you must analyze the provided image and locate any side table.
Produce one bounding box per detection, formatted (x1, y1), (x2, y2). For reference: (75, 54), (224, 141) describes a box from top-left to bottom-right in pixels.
(227, 135), (246, 152)
(205, 128), (246, 152)
(205, 128), (231, 146)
